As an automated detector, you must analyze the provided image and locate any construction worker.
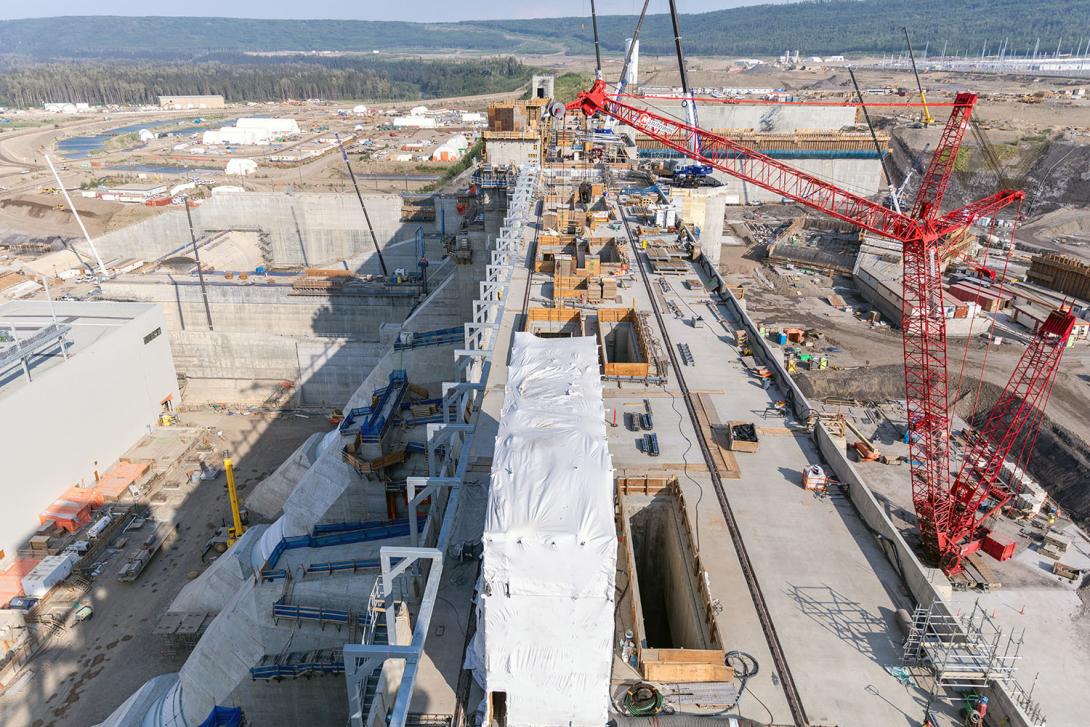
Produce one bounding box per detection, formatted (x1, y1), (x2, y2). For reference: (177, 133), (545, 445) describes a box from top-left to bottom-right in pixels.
(973, 695), (989, 724)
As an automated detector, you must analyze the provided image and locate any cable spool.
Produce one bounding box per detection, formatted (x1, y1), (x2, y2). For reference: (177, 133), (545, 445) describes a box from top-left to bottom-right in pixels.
(548, 101), (566, 119)
(622, 683), (663, 716)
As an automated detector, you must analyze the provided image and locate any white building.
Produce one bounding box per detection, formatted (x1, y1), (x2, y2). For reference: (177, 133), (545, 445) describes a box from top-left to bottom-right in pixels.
(159, 95), (225, 110)
(203, 118), (300, 146)
(431, 134), (470, 162)
(460, 111), (485, 124)
(393, 115), (437, 129)
(43, 102), (91, 114)
(97, 184), (169, 204)
(0, 301), (179, 568)
(409, 105), (429, 116)
(235, 117), (300, 135)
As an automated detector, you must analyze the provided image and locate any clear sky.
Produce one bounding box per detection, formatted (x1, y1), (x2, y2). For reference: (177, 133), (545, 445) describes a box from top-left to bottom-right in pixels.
(0, 1), (776, 22)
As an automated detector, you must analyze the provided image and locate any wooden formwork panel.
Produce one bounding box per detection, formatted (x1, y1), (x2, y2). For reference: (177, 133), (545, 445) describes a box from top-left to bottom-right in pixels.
(598, 307), (635, 323)
(525, 306), (579, 322)
(604, 361), (651, 377)
(640, 650), (733, 683)
(616, 474), (675, 496)
(524, 307), (582, 333)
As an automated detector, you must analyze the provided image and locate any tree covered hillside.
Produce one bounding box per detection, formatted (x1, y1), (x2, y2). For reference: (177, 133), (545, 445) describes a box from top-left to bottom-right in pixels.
(1, 3), (1085, 60)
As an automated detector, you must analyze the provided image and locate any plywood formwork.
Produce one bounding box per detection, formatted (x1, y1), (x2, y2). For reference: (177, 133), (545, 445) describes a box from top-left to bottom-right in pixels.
(523, 306), (585, 337)
(1027, 253), (1090, 301)
(616, 477), (728, 683)
(597, 308), (652, 378)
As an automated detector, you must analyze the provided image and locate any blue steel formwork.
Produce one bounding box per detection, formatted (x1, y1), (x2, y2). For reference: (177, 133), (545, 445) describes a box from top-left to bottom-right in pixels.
(250, 649), (347, 681)
(471, 165), (514, 190)
(272, 600), (354, 630)
(258, 518), (410, 581)
(392, 327), (464, 351)
(338, 369), (409, 440)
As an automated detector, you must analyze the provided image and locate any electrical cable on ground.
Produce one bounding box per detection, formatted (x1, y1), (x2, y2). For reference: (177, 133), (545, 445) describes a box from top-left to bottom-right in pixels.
(667, 387), (704, 550)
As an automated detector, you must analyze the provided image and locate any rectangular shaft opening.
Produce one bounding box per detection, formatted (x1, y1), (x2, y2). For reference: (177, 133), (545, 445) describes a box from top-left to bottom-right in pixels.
(602, 321), (645, 364)
(628, 493), (710, 650)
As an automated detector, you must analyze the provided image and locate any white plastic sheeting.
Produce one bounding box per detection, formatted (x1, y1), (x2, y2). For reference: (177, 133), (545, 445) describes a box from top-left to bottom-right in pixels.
(467, 333), (616, 726)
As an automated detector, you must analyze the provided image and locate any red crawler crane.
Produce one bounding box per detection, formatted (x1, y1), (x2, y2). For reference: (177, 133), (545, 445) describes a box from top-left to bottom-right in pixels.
(567, 79), (1072, 573)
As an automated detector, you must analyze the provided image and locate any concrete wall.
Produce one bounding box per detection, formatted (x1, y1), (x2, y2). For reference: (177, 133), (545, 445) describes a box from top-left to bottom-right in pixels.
(626, 101), (857, 133)
(0, 303), (179, 566)
(671, 187), (727, 268)
(486, 139), (537, 167)
(630, 498), (710, 650)
(87, 192), (420, 268)
(854, 263), (904, 325)
(709, 157), (883, 204)
(99, 232), (462, 404)
(171, 331), (386, 406)
(102, 278), (419, 340)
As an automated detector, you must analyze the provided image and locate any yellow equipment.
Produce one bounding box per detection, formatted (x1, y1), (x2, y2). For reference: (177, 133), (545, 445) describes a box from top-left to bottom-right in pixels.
(224, 458), (245, 545)
(903, 27), (935, 126)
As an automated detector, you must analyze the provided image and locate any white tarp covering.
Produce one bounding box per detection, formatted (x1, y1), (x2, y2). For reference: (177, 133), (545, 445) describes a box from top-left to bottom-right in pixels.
(467, 333), (615, 726)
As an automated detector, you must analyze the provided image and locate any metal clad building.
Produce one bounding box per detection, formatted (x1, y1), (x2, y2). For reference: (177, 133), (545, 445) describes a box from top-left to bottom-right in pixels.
(0, 301), (179, 566)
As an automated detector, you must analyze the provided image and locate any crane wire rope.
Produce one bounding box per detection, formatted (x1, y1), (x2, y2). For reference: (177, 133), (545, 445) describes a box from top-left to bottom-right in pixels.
(948, 217), (1001, 420)
(964, 198), (1023, 437)
(600, 81), (884, 199)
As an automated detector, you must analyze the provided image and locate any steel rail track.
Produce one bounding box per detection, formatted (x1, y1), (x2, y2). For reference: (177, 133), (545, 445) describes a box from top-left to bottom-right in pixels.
(618, 201), (810, 727)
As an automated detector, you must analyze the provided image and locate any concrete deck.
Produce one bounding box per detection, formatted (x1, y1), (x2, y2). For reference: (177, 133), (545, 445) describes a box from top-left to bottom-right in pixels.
(857, 429), (1090, 727)
(606, 205), (960, 726)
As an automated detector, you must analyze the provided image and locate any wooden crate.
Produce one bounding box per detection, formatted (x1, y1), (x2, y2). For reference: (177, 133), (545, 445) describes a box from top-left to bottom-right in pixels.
(726, 420), (760, 453)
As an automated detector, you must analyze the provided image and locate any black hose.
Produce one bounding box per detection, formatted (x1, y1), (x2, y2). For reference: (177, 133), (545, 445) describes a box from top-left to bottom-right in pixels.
(726, 650), (760, 695)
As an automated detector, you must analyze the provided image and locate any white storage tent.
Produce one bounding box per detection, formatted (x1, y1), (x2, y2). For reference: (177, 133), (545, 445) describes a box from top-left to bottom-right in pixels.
(225, 158), (258, 176)
(203, 118), (300, 146)
(235, 117), (300, 135)
(393, 115), (436, 129)
(466, 333), (616, 726)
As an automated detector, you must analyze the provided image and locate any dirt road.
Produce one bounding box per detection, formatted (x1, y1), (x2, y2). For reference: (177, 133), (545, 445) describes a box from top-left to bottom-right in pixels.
(0, 409), (329, 727)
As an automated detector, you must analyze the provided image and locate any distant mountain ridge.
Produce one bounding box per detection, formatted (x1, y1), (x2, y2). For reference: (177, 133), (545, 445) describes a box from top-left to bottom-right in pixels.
(0, 2), (1085, 60)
